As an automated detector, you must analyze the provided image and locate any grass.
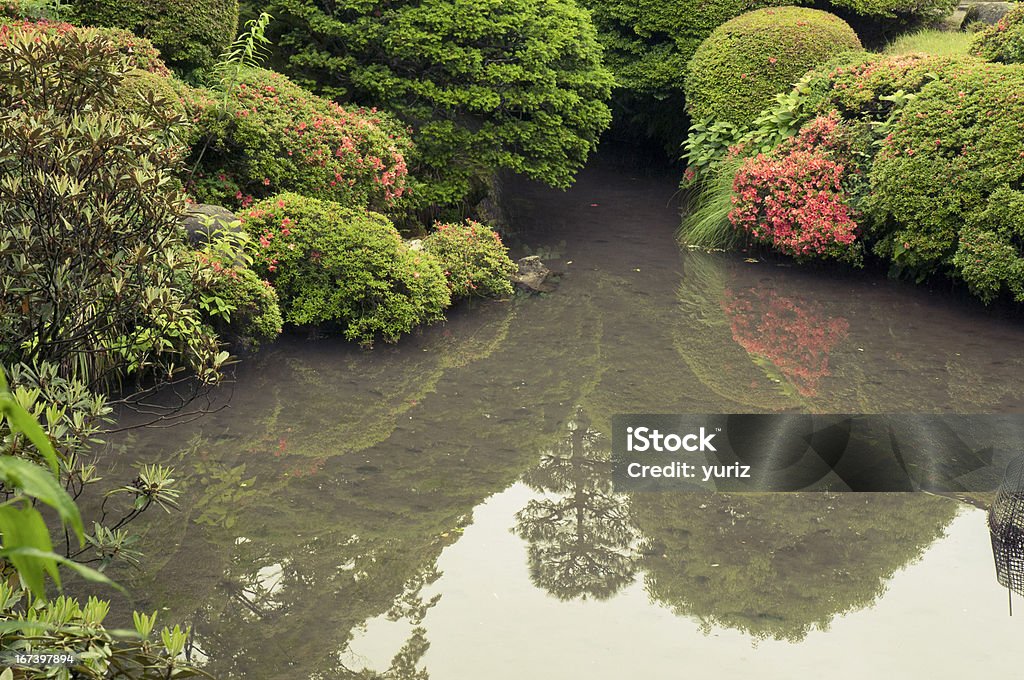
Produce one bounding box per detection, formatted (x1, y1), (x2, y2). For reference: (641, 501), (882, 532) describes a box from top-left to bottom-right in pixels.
(678, 155), (746, 250)
(883, 29), (975, 57)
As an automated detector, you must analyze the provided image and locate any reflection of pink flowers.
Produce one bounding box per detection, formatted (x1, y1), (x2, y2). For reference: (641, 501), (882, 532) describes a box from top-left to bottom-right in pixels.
(723, 288), (849, 397)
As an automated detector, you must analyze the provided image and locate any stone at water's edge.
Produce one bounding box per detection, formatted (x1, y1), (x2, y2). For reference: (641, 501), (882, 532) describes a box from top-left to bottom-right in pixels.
(181, 203), (242, 245)
(512, 255), (555, 293)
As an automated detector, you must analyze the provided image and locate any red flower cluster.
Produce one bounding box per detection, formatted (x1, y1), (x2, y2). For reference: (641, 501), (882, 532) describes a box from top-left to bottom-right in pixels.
(729, 114), (860, 262)
(723, 287), (849, 397)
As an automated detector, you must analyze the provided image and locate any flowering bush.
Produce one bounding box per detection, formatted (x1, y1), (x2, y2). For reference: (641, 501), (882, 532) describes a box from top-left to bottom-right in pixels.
(729, 114), (866, 263)
(190, 68), (411, 212)
(971, 5), (1024, 64)
(803, 53), (977, 123)
(723, 287), (849, 397)
(422, 221), (516, 299)
(240, 193), (450, 345)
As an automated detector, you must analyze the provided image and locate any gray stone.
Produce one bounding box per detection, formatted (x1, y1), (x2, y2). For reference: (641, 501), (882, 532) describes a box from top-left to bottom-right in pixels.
(180, 204), (242, 246)
(406, 238), (424, 252)
(961, 2), (1012, 25)
(511, 255), (555, 293)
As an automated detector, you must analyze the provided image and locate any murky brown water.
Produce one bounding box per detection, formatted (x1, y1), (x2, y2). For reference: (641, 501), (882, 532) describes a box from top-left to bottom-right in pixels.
(98, 153), (1024, 678)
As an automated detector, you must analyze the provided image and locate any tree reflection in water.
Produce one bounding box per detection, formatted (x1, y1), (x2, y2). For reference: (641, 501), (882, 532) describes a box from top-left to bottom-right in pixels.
(513, 408), (642, 601)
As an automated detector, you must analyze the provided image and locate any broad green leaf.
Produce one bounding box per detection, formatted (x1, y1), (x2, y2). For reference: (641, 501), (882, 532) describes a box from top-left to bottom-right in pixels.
(0, 457), (83, 543)
(0, 506), (56, 598)
(0, 547), (125, 594)
(0, 398), (59, 476)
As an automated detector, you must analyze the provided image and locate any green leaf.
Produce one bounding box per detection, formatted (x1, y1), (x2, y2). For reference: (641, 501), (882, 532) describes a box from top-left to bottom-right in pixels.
(0, 457), (83, 543)
(0, 398), (59, 476)
(0, 506), (57, 598)
(0, 547), (125, 594)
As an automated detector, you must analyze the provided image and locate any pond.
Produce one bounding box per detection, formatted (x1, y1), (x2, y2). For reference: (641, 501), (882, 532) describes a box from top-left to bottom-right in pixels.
(100, 152), (1024, 678)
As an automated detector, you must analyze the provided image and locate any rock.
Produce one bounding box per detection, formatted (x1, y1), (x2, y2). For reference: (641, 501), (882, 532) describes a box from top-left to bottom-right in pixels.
(406, 238), (424, 252)
(961, 1), (1012, 25)
(935, 8), (969, 30)
(511, 255), (555, 293)
(180, 204), (242, 246)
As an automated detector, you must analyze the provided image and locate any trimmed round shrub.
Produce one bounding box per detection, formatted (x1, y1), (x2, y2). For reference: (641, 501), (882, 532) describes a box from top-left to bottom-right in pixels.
(867, 63), (1024, 279)
(729, 113), (868, 263)
(971, 5), (1024, 64)
(422, 220), (516, 299)
(195, 254), (283, 350)
(66, 0), (239, 72)
(685, 7), (863, 125)
(240, 193), (450, 345)
(190, 68), (411, 212)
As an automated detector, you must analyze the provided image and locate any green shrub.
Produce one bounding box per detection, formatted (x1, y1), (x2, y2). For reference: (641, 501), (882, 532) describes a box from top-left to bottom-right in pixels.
(262, 0), (613, 217)
(0, 18), (171, 73)
(868, 62), (1024, 281)
(0, 22), (225, 388)
(240, 193), (450, 345)
(952, 187), (1024, 302)
(66, 0), (239, 73)
(194, 249), (283, 351)
(971, 5), (1024, 64)
(189, 67), (411, 213)
(682, 53), (979, 185)
(422, 221), (516, 299)
(685, 7), (863, 126)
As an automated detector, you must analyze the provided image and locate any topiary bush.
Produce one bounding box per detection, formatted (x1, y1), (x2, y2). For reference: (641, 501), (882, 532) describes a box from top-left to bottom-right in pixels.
(263, 0), (613, 218)
(240, 193), (450, 345)
(189, 67), (411, 213)
(685, 7), (863, 126)
(422, 220), (516, 299)
(66, 0), (239, 73)
(970, 5), (1024, 64)
(729, 113), (869, 263)
(867, 62), (1024, 281)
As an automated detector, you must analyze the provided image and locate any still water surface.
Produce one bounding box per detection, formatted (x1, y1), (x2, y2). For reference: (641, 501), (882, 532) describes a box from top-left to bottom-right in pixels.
(104, 154), (1024, 678)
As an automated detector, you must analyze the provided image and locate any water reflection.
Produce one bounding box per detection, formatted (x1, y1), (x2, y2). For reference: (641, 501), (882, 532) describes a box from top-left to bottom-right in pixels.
(721, 287), (849, 398)
(83, 159), (1024, 678)
(677, 251), (1024, 412)
(633, 492), (960, 641)
(513, 408), (641, 601)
